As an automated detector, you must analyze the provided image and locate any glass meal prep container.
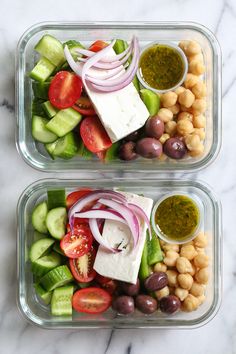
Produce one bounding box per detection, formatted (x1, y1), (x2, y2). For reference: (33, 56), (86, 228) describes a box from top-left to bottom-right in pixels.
(17, 178), (222, 329)
(16, 21), (221, 172)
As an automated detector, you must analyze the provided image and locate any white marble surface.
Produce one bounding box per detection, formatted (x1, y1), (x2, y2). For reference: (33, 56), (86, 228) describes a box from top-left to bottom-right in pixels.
(0, 0), (235, 353)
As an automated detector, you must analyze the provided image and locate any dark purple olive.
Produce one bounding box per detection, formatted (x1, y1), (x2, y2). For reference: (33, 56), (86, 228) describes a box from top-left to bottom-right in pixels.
(136, 138), (163, 159)
(123, 130), (140, 142)
(144, 272), (168, 292)
(160, 295), (181, 314)
(112, 296), (135, 315)
(145, 116), (164, 139)
(119, 141), (138, 161)
(119, 279), (140, 296)
(163, 137), (187, 159)
(135, 295), (158, 314)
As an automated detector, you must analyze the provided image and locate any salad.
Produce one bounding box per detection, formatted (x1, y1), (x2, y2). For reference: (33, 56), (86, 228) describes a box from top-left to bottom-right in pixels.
(30, 35), (207, 162)
(30, 187), (209, 316)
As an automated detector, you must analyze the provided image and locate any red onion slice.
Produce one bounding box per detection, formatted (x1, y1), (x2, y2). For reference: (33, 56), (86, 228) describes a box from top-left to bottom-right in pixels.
(128, 203), (152, 239)
(64, 45), (82, 77)
(89, 218), (121, 253)
(74, 209), (127, 225)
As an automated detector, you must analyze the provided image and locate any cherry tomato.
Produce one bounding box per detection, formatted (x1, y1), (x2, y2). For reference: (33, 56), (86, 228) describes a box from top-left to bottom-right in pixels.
(89, 40), (108, 52)
(69, 247), (97, 282)
(49, 71), (82, 109)
(80, 116), (112, 153)
(72, 287), (112, 314)
(66, 188), (92, 210)
(72, 96), (96, 116)
(60, 224), (93, 258)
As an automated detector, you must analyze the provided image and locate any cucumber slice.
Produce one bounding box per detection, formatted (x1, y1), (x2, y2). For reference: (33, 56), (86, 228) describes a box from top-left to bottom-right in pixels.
(34, 284), (52, 305)
(77, 139), (93, 160)
(140, 89), (160, 116)
(33, 230), (48, 241)
(139, 235), (150, 282)
(30, 56), (56, 82)
(31, 252), (61, 277)
(32, 98), (45, 116)
(105, 142), (120, 161)
(147, 230), (163, 265)
(46, 108), (82, 137)
(32, 201), (48, 234)
(132, 75), (140, 92)
(32, 81), (50, 100)
(29, 238), (55, 262)
(52, 132), (78, 159)
(35, 35), (65, 67)
(51, 285), (73, 316)
(46, 207), (67, 240)
(45, 140), (58, 159)
(113, 39), (126, 54)
(40, 265), (73, 291)
(42, 101), (58, 118)
(53, 242), (65, 256)
(63, 40), (85, 59)
(47, 189), (66, 210)
(32, 115), (58, 143)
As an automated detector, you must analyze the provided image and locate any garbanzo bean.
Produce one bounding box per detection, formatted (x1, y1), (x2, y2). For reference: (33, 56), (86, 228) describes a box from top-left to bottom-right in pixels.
(194, 254), (209, 268)
(163, 250), (179, 267)
(191, 82), (207, 99)
(193, 128), (205, 141)
(168, 103), (180, 115)
(195, 267), (209, 284)
(185, 41), (202, 56)
(177, 112), (193, 122)
(192, 99), (207, 114)
(185, 134), (201, 151)
(189, 143), (204, 157)
(197, 294), (206, 305)
(153, 262), (167, 273)
(166, 270), (179, 287)
(164, 121), (177, 136)
(184, 73), (200, 89)
(180, 244), (197, 260)
(162, 244), (180, 252)
(175, 86), (185, 96)
(161, 91), (178, 108)
(155, 286), (170, 300)
(188, 60), (206, 76)
(192, 114), (206, 128)
(178, 89), (195, 108)
(176, 257), (193, 274)
(159, 133), (170, 144)
(175, 287), (189, 301)
(177, 274), (194, 290)
(188, 52), (204, 64)
(194, 232), (208, 248)
(190, 282), (205, 297)
(158, 108), (173, 123)
(182, 294), (199, 312)
(177, 120), (194, 136)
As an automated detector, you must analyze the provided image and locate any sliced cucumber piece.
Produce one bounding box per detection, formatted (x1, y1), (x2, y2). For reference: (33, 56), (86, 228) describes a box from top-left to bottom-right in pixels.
(33, 230), (48, 241)
(139, 235), (150, 282)
(35, 35), (65, 67)
(132, 75), (140, 92)
(147, 230), (163, 265)
(45, 140), (58, 159)
(51, 285), (73, 316)
(46, 108), (82, 137)
(42, 100), (58, 118)
(46, 207), (67, 240)
(32, 98), (45, 116)
(34, 284), (52, 305)
(32, 81), (50, 100)
(40, 265), (73, 291)
(47, 189), (66, 210)
(53, 132), (78, 159)
(32, 201), (48, 234)
(29, 238), (55, 262)
(53, 242), (65, 256)
(105, 142), (120, 162)
(140, 89), (160, 116)
(32, 251), (61, 277)
(30, 56), (56, 82)
(77, 139), (93, 160)
(63, 40), (85, 59)
(32, 115), (58, 143)
(113, 39), (126, 54)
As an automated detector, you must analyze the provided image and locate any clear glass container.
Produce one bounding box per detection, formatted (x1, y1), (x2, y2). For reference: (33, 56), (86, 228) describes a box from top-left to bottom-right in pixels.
(16, 21), (221, 172)
(17, 178), (222, 329)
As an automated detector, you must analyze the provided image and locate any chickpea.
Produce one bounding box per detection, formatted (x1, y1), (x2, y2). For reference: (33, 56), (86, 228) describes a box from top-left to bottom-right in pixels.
(176, 257), (193, 274)
(185, 134), (201, 151)
(193, 128), (205, 141)
(179, 40), (189, 53)
(188, 53), (204, 64)
(185, 241), (194, 246)
(177, 120), (194, 136)
(189, 263), (197, 277)
(185, 41), (202, 56)
(162, 244), (180, 253)
(165, 121), (177, 136)
(175, 287), (189, 301)
(159, 133), (170, 144)
(163, 250), (179, 267)
(177, 273), (194, 290)
(188, 60), (206, 76)
(155, 286), (170, 300)
(192, 99), (207, 114)
(190, 282), (205, 297)
(192, 114), (206, 129)
(194, 232), (208, 248)
(161, 91), (178, 108)
(180, 244), (197, 260)
(175, 86), (185, 96)
(189, 143), (204, 157)
(158, 108), (173, 123)
(180, 105), (193, 113)
(158, 153), (168, 161)
(153, 262), (167, 273)
(197, 294), (206, 305)
(166, 270), (179, 287)
(182, 294), (199, 312)
(194, 254), (209, 268)
(191, 82), (207, 99)
(195, 247), (205, 254)
(195, 268), (209, 284)
(168, 103), (180, 115)
(177, 112), (193, 122)
(178, 89), (195, 108)
(184, 73), (200, 89)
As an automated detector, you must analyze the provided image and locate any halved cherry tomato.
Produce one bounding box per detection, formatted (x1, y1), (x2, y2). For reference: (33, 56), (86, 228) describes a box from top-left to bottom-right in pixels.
(49, 71), (82, 109)
(69, 247), (96, 282)
(80, 116), (112, 153)
(60, 224), (93, 258)
(89, 40), (108, 52)
(66, 188), (92, 210)
(72, 96), (96, 116)
(72, 287), (112, 314)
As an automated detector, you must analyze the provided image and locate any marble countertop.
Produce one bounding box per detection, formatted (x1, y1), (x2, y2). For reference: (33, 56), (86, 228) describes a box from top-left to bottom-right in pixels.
(0, 0), (235, 353)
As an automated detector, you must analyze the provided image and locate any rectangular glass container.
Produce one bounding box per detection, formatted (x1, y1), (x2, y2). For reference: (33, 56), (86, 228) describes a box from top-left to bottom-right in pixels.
(16, 21), (221, 172)
(17, 178), (222, 329)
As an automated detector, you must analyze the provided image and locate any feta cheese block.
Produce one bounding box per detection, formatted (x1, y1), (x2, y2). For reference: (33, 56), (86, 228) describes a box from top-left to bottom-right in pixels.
(83, 49), (150, 142)
(93, 192), (153, 284)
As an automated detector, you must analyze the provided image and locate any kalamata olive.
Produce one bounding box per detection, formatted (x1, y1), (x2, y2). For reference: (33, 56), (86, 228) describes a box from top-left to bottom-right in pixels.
(119, 141), (138, 161)
(144, 272), (168, 292)
(160, 295), (181, 314)
(135, 295), (158, 314)
(123, 130), (140, 142)
(145, 116), (164, 139)
(119, 279), (140, 296)
(136, 138), (163, 159)
(112, 296), (135, 315)
(163, 137), (187, 159)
